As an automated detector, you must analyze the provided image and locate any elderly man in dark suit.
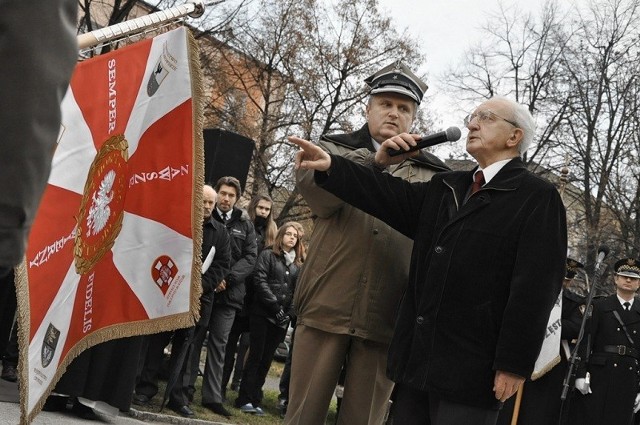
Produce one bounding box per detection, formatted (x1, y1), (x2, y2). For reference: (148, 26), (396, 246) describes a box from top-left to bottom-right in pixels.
(290, 95), (567, 425)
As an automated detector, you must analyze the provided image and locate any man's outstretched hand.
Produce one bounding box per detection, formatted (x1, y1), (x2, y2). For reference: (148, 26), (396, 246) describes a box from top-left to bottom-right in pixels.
(290, 133), (421, 173)
(290, 136), (332, 172)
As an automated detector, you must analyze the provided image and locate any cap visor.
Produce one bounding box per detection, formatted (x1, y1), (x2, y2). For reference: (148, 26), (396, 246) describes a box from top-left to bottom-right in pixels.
(370, 86), (419, 103)
(616, 271), (640, 278)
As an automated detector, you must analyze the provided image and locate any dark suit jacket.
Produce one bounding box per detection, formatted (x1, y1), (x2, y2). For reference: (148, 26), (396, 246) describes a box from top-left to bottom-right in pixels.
(200, 217), (231, 325)
(318, 155), (567, 408)
(213, 207), (257, 310)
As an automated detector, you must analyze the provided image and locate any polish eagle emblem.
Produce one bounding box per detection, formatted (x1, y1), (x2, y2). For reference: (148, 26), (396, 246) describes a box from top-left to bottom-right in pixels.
(86, 170), (115, 237)
(74, 135), (128, 275)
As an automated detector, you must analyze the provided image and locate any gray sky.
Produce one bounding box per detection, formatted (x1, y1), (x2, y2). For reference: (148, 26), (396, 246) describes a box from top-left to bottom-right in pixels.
(376, 0), (549, 125)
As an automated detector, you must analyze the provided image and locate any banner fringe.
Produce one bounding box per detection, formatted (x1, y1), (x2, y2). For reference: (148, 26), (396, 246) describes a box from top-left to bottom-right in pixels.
(15, 260), (34, 425)
(187, 27), (205, 325)
(531, 355), (561, 381)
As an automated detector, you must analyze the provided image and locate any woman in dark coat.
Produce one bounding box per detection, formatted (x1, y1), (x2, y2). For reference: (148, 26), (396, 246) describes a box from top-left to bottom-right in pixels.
(221, 195), (278, 395)
(234, 222), (303, 415)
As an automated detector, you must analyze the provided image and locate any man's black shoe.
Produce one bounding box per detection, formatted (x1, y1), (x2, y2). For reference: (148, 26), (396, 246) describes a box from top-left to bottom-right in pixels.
(42, 395), (69, 412)
(1, 364), (17, 382)
(71, 401), (98, 420)
(167, 402), (195, 418)
(204, 402), (232, 418)
(277, 397), (288, 417)
(132, 393), (151, 406)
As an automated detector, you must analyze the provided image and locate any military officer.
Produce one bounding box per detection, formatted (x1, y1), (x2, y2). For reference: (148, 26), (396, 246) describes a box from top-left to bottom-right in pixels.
(571, 257), (640, 425)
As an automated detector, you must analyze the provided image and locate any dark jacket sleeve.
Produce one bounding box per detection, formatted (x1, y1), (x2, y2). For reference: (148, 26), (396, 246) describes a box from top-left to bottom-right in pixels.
(252, 250), (281, 315)
(226, 219), (258, 287)
(575, 301), (599, 379)
(561, 293), (585, 341)
(203, 225), (231, 293)
(316, 154), (431, 239)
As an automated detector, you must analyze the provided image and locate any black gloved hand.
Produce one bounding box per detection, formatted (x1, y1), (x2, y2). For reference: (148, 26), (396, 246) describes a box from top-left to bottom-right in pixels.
(275, 309), (289, 325)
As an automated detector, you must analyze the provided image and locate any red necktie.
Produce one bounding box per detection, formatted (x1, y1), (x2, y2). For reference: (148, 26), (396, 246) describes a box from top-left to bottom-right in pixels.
(471, 170), (485, 195)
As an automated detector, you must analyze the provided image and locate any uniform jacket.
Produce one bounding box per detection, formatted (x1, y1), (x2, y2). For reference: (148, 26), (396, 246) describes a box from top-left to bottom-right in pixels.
(562, 290), (586, 347)
(213, 207), (257, 310)
(573, 294), (640, 425)
(199, 217), (231, 325)
(295, 123), (449, 344)
(318, 154), (567, 408)
(251, 249), (299, 327)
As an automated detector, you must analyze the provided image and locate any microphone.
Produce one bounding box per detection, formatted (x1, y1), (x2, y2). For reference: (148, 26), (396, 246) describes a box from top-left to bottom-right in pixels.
(387, 126), (462, 157)
(594, 245), (610, 271)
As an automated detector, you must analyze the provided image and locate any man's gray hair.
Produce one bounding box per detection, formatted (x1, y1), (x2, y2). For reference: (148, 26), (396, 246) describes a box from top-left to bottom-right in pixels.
(492, 96), (536, 155)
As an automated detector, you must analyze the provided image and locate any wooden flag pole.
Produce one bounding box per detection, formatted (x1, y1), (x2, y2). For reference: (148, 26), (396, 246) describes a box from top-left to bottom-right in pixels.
(77, 0), (205, 49)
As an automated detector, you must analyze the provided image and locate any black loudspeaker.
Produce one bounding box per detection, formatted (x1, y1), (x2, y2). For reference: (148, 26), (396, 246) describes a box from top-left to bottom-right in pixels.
(203, 128), (255, 192)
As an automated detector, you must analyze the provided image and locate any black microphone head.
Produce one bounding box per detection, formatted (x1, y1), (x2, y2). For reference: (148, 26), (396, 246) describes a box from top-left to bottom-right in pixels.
(597, 245), (610, 257)
(445, 126), (462, 141)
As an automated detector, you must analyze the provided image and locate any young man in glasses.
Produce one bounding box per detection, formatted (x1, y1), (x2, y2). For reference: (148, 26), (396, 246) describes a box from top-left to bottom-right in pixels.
(290, 96), (567, 425)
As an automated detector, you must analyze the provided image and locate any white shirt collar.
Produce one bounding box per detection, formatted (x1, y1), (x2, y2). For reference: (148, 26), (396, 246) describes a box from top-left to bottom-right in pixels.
(475, 158), (515, 185)
(371, 137), (381, 152)
(216, 208), (228, 219)
(617, 294), (634, 308)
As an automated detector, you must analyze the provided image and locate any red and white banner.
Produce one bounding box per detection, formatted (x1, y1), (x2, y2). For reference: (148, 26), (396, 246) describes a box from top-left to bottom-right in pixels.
(17, 27), (203, 422)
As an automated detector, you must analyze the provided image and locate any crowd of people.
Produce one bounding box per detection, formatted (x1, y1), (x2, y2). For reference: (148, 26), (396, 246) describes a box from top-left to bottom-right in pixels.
(2, 40), (640, 425)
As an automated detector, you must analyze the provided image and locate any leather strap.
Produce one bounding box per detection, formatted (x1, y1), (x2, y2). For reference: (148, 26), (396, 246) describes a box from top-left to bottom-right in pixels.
(600, 345), (639, 359)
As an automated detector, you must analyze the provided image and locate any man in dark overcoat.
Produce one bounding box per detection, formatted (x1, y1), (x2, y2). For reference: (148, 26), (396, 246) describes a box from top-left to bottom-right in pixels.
(165, 184), (231, 417)
(571, 258), (640, 425)
(290, 95), (567, 425)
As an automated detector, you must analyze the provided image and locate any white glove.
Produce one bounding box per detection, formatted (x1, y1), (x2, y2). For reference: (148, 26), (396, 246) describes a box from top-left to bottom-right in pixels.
(634, 393), (640, 413)
(574, 378), (591, 395)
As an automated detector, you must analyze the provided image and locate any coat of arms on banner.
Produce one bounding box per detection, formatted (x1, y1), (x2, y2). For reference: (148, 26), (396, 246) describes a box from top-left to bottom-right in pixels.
(40, 324), (60, 368)
(16, 27), (204, 424)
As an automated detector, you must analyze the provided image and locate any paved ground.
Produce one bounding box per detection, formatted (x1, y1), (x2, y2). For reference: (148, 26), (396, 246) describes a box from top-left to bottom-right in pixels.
(0, 362), (278, 425)
(0, 399), (237, 425)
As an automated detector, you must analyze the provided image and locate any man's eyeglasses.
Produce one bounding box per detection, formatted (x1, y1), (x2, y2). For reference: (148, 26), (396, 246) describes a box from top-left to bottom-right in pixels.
(463, 110), (518, 128)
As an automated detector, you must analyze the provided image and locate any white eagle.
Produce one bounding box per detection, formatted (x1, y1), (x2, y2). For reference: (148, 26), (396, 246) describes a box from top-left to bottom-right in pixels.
(86, 170), (116, 237)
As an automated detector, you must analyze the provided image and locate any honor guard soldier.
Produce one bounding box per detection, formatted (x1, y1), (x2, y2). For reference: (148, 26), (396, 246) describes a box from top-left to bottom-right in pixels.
(571, 257), (640, 425)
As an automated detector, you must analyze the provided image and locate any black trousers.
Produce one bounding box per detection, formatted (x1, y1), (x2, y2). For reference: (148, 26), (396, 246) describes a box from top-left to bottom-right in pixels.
(169, 324), (208, 406)
(391, 383), (500, 425)
(135, 331), (173, 398)
(0, 270), (16, 359)
(236, 315), (286, 407)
